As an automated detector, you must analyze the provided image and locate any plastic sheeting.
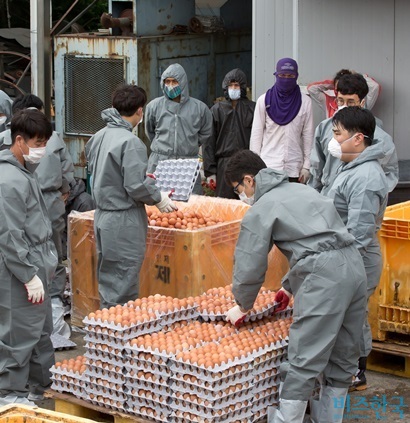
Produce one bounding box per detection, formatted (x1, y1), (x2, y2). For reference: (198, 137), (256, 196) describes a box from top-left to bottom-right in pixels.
(68, 196), (289, 326)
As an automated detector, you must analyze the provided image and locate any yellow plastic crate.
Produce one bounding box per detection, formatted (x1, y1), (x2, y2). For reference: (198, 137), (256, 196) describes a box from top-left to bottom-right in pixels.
(370, 201), (410, 340)
(0, 404), (96, 423)
(68, 196), (289, 326)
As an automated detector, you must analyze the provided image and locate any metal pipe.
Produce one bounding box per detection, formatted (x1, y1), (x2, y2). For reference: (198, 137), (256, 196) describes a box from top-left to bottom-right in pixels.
(56, 0), (98, 36)
(51, 0), (81, 35)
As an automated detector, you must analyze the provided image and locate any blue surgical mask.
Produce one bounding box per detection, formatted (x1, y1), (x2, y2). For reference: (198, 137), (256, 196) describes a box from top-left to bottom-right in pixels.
(164, 84), (181, 99)
(228, 88), (241, 101)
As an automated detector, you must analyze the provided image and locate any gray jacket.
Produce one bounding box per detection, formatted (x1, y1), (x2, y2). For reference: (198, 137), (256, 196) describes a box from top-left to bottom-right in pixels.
(144, 63), (213, 172)
(325, 143), (389, 254)
(232, 167), (357, 310)
(86, 108), (161, 211)
(309, 117), (398, 194)
(0, 90), (12, 132)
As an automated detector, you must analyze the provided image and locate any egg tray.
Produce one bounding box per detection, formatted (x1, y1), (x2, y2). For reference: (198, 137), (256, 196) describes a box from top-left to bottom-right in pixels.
(169, 353), (254, 378)
(85, 343), (124, 360)
(253, 379), (280, 396)
(84, 351), (126, 370)
(253, 367), (279, 383)
(170, 404), (253, 422)
(170, 368), (254, 390)
(51, 374), (87, 391)
(86, 382), (127, 401)
(82, 315), (162, 340)
(87, 375), (125, 391)
(126, 397), (172, 415)
(86, 360), (124, 376)
(50, 380), (88, 399)
(170, 386), (254, 409)
(124, 360), (171, 377)
(124, 352), (168, 367)
(253, 354), (286, 375)
(158, 306), (199, 326)
(199, 302), (277, 323)
(89, 397), (127, 412)
(125, 373), (169, 389)
(253, 346), (287, 367)
(50, 366), (89, 385)
(274, 307), (293, 320)
(251, 407), (269, 423)
(154, 158), (201, 202)
(125, 404), (169, 422)
(126, 387), (170, 405)
(125, 379), (172, 398)
(169, 377), (253, 399)
(252, 394), (279, 413)
(84, 332), (128, 349)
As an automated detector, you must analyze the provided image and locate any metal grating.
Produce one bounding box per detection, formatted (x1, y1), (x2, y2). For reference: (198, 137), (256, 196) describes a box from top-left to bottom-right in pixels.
(64, 56), (125, 135)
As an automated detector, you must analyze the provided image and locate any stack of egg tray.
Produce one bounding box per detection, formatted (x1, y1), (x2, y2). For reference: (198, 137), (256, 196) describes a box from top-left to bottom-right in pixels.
(169, 355), (255, 422)
(123, 320), (234, 421)
(50, 365), (89, 400)
(154, 158), (201, 201)
(82, 312), (162, 412)
(250, 339), (288, 422)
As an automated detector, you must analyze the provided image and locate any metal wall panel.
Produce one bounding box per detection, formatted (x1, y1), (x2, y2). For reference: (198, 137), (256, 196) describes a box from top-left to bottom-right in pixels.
(252, 0), (295, 100)
(394, 0), (410, 161)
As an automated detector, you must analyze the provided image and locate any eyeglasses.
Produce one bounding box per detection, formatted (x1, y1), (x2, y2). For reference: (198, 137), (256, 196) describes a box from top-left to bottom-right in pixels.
(336, 98), (361, 107)
(233, 179), (244, 195)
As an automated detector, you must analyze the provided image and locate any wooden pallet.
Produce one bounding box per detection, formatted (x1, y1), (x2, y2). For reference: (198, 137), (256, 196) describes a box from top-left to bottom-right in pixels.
(368, 341), (410, 378)
(46, 391), (149, 422)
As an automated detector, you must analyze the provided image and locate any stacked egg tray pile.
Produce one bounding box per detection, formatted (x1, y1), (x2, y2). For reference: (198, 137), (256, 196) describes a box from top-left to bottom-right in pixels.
(50, 356), (88, 399)
(196, 285), (279, 323)
(154, 158), (201, 201)
(123, 320), (237, 421)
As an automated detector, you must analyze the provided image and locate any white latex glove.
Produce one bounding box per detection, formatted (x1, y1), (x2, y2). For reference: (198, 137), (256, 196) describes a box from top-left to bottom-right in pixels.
(274, 288), (291, 313)
(25, 275), (45, 303)
(226, 305), (248, 327)
(206, 175), (216, 184)
(298, 168), (310, 184)
(155, 192), (178, 213)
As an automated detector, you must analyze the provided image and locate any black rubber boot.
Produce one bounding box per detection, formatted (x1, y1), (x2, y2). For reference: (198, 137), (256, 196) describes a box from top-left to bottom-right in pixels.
(349, 356), (367, 392)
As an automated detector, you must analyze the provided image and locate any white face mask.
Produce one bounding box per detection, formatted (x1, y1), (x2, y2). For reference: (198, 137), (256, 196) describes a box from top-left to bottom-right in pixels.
(228, 88), (241, 101)
(23, 146), (47, 164)
(337, 105), (348, 112)
(0, 116), (7, 126)
(328, 133), (357, 159)
(239, 191), (255, 206)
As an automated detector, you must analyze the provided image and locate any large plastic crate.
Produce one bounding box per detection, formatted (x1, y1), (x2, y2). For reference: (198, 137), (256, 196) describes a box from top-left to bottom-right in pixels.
(370, 201), (410, 341)
(68, 196), (289, 327)
(0, 404), (97, 422)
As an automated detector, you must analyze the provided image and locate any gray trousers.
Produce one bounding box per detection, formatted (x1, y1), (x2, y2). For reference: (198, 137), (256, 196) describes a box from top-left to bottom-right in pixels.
(281, 245), (367, 401)
(94, 208), (147, 308)
(360, 240), (383, 357)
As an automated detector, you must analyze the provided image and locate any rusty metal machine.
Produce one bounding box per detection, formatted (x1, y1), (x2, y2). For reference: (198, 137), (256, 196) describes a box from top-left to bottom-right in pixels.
(53, 0), (252, 178)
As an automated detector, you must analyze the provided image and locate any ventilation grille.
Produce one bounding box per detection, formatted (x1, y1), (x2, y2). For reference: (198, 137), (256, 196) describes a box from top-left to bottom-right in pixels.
(64, 56), (125, 135)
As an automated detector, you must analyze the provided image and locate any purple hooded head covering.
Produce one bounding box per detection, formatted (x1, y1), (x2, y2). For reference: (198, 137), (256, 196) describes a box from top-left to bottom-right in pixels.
(265, 58), (302, 125)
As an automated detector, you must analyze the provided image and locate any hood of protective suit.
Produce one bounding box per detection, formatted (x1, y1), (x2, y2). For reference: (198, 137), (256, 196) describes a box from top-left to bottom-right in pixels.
(254, 167), (289, 201)
(160, 63), (189, 104)
(222, 68), (248, 100)
(0, 148), (25, 170)
(0, 90), (13, 130)
(101, 108), (133, 131)
(343, 139), (387, 171)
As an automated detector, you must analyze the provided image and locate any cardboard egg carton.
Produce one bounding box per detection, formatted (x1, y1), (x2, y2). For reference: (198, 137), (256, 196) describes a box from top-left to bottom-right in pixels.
(170, 386), (254, 408)
(50, 366), (89, 388)
(253, 354), (286, 375)
(86, 382), (126, 401)
(125, 378), (172, 397)
(169, 377), (253, 398)
(84, 349), (126, 367)
(89, 395), (127, 412)
(125, 372), (169, 389)
(87, 375), (124, 391)
(126, 404), (169, 422)
(126, 386), (170, 405)
(83, 314), (162, 340)
(124, 360), (171, 377)
(158, 305), (199, 326)
(86, 360), (123, 376)
(253, 380), (280, 396)
(253, 367), (279, 383)
(170, 368), (254, 389)
(51, 380), (88, 400)
(85, 343), (124, 360)
(154, 158), (201, 202)
(171, 404), (253, 422)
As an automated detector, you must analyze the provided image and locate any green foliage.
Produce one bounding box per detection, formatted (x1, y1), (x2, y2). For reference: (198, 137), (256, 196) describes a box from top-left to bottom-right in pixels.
(0, 0), (108, 32)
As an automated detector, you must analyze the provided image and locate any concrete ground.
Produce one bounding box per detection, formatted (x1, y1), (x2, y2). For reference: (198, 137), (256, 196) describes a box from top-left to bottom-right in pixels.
(36, 329), (410, 422)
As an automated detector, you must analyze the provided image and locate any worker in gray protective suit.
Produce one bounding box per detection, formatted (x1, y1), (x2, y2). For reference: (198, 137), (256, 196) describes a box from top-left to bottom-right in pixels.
(309, 73), (398, 194)
(145, 63), (213, 195)
(0, 109), (57, 406)
(224, 150), (367, 423)
(324, 107), (389, 393)
(203, 68), (256, 198)
(0, 90), (13, 133)
(0, 94), (75, 340)
(86, 85), (177, 308)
